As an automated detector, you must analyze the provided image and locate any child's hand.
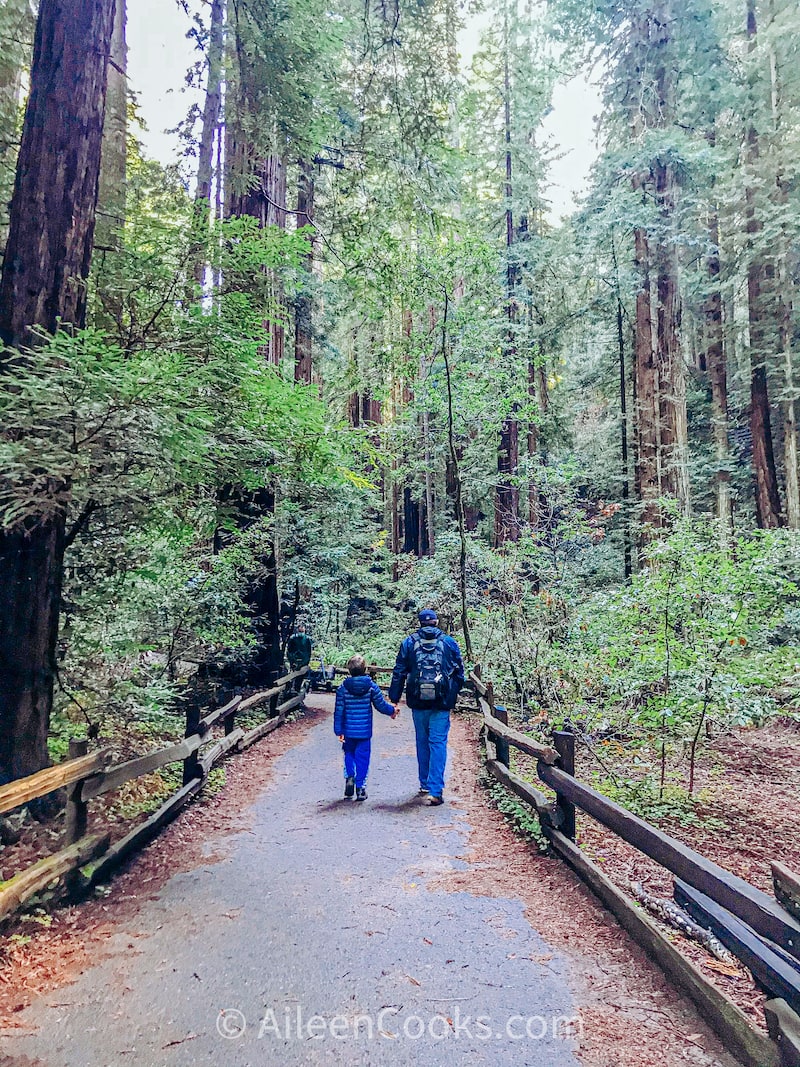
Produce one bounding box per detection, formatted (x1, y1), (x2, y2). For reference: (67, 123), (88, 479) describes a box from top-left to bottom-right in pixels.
(392, 706), (400, 719)
(338, 734), (345, 742)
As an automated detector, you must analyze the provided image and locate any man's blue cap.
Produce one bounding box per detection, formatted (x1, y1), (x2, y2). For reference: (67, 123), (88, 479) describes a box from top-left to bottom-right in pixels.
(418, 609), (438, 625)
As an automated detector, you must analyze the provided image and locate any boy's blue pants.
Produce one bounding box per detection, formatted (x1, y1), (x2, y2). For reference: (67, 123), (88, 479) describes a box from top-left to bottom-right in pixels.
(412, 709), (451, 798)
(342, 737), (371, 788)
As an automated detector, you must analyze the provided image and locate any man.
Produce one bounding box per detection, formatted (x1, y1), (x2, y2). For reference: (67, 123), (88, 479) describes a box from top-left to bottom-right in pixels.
(286, 623), (312, 672)
(389, 609), (465, 806)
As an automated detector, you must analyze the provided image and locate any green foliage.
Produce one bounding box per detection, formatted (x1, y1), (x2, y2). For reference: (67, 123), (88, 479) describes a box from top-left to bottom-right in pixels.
(588, 773), (724, 830)
(486, 779), (549, 853)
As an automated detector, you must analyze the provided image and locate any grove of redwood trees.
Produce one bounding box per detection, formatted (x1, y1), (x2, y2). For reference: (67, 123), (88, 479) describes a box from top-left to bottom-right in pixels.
(0, 0), (799, 784)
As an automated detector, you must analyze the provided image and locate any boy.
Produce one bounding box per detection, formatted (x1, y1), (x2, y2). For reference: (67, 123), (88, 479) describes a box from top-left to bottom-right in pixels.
(334, 655), (399, 801)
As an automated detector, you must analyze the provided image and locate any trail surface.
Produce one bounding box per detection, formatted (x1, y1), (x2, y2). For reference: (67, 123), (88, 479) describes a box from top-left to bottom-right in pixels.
(3, 697), (743, 1067)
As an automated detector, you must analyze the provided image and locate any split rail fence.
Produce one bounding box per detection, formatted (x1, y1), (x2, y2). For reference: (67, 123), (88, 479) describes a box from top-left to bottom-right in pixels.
(0, 666), (309, 929)
(469, 665), (800, 1067)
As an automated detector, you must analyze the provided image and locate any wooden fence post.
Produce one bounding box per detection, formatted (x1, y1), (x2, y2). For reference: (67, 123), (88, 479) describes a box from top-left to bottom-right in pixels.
(493, 705), (511, 769)
(183, 706), (201, 784)
(224, 702), (237, 737)
(64, 738), (89, 845)
(553, 729), (576, 841)
(64, 738), (89, 896)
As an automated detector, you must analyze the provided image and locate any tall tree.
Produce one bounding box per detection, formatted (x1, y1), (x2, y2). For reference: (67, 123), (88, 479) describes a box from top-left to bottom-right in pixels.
(294, 160), (315, 383)
(0, 0), (36, 254)
(495, 1), (520, 546)
(744, 0), (783, 528)
(193, 0), (225, 285)
(704, 174), (733, 531)
(0, 0), (116, 781)
(96, 0), (127, 251)
(766, 0), (799, 527)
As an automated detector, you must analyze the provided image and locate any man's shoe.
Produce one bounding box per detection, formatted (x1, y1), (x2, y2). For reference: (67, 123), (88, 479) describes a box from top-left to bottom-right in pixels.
(356, 787), (367, 801)
(417, 787), (430, 796)
(344, 776), (355, 798)
(428, 795), (444, 806)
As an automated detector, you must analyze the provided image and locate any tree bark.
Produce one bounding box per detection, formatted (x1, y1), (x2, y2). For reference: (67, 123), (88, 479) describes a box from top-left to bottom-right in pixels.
(778, 265), (799, 528)
(527, 359), (539, 530)
(767, 9), (799, 528)
(193, 0), (225, 286)
(294, 160), (315, 384)
(403, 488), (420, 555)
(705, 206), (733, 531)
(228, 154), (288, 367)
(196, 0), (225, 208)
(0, 0), (116, 783)
(611, 232), (633, 577)
(0, 0), (36, 255)
(0, 0), (116, 349)
(745, 0), (783, 528)
(96, 0), (127, 252)
(633, 224), (660, 528)
(495, 7), (520, 546)
(654, 158), (690, 512)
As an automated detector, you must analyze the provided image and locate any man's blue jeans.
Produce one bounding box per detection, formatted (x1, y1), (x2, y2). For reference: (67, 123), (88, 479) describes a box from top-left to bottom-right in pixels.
(412, 709), (450, 798)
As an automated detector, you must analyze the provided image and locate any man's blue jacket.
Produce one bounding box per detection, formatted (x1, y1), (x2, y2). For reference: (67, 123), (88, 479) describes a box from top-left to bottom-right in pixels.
(388, 626), (465, 711)
(334, 675), (395, 738)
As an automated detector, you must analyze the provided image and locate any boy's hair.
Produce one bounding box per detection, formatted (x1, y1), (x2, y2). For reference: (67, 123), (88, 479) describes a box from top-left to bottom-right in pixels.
(348, 654), (367, 676)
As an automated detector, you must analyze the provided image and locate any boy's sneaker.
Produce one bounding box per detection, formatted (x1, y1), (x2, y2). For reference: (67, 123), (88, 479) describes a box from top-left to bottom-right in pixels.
(356, 787), (367, 801)
(428, 795), (444, 806)
(344, 776), (355, 798)
(417, 787), (430, 796)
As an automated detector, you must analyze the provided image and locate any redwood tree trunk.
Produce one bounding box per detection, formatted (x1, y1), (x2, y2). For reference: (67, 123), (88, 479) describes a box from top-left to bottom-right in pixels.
(193, 0), (224, 285)
(96, 0), (127, 252)
(745, 0), (783, 528)
(195, 0), (225, 208)
(0, 0), (116, 782)
(0, 0), (115, 349)
(633, 225), (660, 529)
(495, 419), (520, 546)
(495, 10), (520, 546)
(654, 158), (690, 511)
(704, 199), (732, 531)
(222, 31), (286, 683)
(294, 161), (315, 383)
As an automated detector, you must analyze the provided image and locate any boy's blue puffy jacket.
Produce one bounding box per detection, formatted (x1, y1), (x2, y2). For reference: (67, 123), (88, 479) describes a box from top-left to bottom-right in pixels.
(388, 626), (465, 710)
(334, 675), (395, 738)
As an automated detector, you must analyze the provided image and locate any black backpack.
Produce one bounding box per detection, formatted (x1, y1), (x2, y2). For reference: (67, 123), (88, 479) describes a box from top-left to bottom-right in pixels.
(408, 633), (448, 708)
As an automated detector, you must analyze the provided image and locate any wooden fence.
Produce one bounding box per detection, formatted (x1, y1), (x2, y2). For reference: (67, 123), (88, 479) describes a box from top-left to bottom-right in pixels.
(471, 666), (800, 1067)
(0, 666), (309, 928)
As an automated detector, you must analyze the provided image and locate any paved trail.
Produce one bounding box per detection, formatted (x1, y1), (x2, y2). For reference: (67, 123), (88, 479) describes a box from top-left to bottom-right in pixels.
(6, 700), (583, 1067)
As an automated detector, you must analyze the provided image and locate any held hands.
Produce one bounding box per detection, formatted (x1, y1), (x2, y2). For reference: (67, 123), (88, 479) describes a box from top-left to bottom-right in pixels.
(391, 705), (401, 720)
(338, 734), (345, 742)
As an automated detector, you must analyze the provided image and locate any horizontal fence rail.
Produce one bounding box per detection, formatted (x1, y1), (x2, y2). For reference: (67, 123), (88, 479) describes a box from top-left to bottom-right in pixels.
(0, 749), (111, 817)
(0, 666), (310, 928)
